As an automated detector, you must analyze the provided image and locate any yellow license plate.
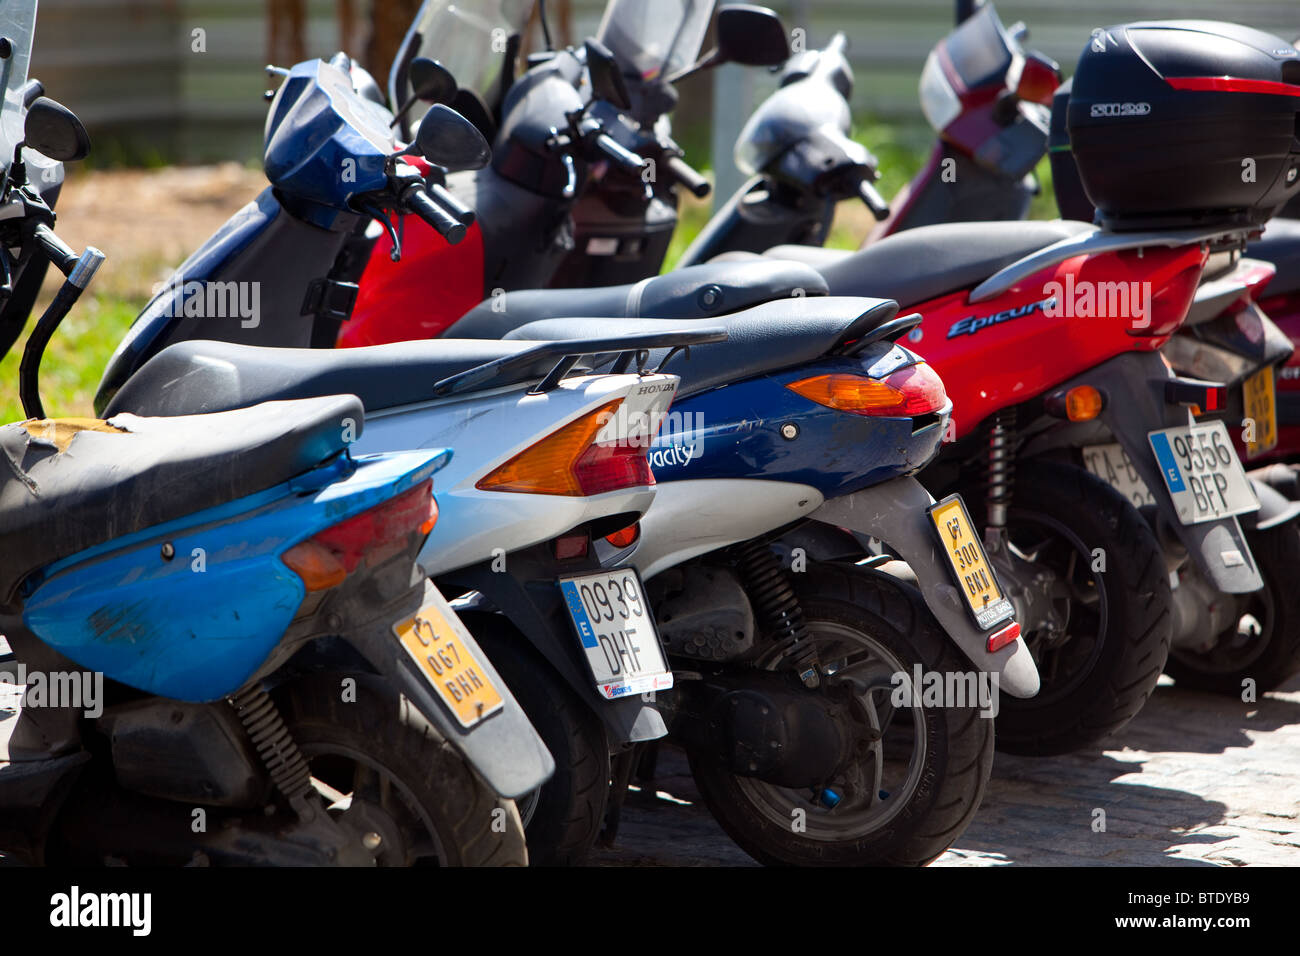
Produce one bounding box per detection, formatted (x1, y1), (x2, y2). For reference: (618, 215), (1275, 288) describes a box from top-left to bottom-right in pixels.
(1242, 366), (1278, 459)
(394, 603), (503, 728)
(928, 495), (1014, 630)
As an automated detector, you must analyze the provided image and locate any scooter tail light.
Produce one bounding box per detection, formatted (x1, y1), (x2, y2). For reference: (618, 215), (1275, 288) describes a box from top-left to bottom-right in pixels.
(1128, 264), (1204, 337)
(987, 621), (1020, 653)
(786, 363), (947, 417)
(604, 522), (640, 549)
(477, 399), (655, 497)
(283, 479), (436, 591)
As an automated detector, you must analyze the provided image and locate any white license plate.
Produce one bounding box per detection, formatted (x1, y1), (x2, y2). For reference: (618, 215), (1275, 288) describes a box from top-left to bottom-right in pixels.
(1082, 443), (1156, 509)
(559, 569), (673, 700)
(1147, 421), (1259, 524)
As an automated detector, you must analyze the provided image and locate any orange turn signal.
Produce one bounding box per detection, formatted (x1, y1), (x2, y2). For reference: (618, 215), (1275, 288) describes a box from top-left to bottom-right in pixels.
(1065, 385), (1104, 422)
(282, 540), (348, 592)
(477, 400), (623, 496)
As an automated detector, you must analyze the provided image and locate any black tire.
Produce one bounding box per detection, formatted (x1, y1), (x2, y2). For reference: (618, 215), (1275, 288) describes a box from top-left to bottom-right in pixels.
(276, 671), (527, 866)
(988, 460), (1172, 755)
(687, 562), (993, 866)
(470, 616), (610, 867)
(1165, 521), (1300, 695)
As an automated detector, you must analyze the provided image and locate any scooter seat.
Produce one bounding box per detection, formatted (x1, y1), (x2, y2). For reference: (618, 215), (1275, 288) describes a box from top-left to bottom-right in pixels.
(445, 259), (829, 339)
(103, 338), (559, 419)
(1248, 217), (1300, 299)
(0, 396), (361, 603)
(502, 296), (900, 397)
(724, 220), (1095, 308)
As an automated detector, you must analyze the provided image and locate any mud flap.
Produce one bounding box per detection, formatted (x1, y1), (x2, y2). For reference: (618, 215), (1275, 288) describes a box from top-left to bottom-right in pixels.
(342, 580), (555, 800)
(1078, 352), (1263, 593)
(810, 477), (1041, 698)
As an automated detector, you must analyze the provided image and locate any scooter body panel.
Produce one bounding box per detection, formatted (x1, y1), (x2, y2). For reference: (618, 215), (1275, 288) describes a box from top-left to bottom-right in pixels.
(22, 451), (443, 701)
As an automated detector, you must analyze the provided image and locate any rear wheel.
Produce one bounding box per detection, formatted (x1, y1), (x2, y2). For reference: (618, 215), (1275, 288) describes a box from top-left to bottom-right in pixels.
(1165, 521), (1300, 695)
(471, 617), (610, 866)
(985, 460), (1172, 755)
(277, 671), (526, 866)
(687, 562), (993, 866)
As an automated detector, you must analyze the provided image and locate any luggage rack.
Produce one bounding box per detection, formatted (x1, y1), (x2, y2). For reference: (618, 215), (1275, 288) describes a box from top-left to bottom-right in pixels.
(431, 328), (729, 397)
(969, 224), (1261, 303)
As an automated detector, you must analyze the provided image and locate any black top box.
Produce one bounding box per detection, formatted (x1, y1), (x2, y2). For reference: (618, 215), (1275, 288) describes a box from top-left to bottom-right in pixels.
(1066, 20), (1300, 231)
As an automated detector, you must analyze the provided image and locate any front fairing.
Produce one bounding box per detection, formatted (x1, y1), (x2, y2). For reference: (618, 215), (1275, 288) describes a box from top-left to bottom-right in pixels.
(264, 58), (396, 213)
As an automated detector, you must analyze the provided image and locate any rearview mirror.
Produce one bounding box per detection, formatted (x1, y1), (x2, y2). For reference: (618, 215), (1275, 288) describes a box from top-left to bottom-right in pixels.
(409, 57), (457, 106)
(715, 4), (790, 67)
(666, 4), (789, 83)
(24, 97), (90, 163)
(585, 39), (632, 110)
(415, 103), (491, 172)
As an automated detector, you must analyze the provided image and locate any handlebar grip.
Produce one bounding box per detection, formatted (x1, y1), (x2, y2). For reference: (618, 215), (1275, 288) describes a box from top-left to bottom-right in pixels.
(666, 155), (711, 198)
(595, 133), (649, 176)
(858, 179), (891, 221)
(405, 186), (467, 245)
(427, 182), (476, 226)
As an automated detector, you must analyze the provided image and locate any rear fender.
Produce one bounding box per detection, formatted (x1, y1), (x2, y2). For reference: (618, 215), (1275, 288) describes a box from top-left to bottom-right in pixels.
(324, 580), (554, 799)
(810, 476), (1040, 698)
(1078, 352), (1263, 592)
(438, 543), (668, 746)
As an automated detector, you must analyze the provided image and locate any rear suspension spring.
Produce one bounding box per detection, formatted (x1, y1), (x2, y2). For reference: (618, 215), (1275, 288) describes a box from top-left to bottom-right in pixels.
(735, 539), (820, 687)
(985, 407), (1017, 528)
(229, 686), (316, 818)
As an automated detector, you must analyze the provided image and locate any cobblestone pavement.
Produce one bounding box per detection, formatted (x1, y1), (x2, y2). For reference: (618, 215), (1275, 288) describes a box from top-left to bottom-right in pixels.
(588, 674), (1300, 867)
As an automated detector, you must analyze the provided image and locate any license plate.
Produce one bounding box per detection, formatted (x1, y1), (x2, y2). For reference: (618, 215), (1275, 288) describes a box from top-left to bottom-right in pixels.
(394, 599), (504, 728)
(559, 569), (674, 700)
(1242, 366), (1278, 459)
(1082, 443), (1156, 509)
(928, 495), (1015, 630)
(1148, 420), (1259, 524)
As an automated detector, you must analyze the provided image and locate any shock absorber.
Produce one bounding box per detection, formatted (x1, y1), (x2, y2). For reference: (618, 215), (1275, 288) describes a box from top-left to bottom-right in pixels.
(735, 539), (821, 688)
(985, 407), (1017, 529)
(229, 686), (318, 820)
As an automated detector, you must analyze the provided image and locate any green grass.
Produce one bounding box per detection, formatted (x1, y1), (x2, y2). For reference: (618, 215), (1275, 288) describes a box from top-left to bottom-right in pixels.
(0, 294), (144, 423)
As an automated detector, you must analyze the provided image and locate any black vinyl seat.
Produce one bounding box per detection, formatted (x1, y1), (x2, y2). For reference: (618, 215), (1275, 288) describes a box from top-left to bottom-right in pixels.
(503, 296), (900, 397)
(1249, 217), (1300, 298)
(714, 220), (1097, 308)
(0, 395), (361, 602)
(103, 338), (557, 419)
(446, 259), (829, 338)
(812, 220), (1096, 307)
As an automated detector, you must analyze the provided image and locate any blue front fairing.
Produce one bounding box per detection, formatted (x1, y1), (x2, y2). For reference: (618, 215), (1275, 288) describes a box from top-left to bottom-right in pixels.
(21, 450), (450, 702)
(263, 57), (395, 218)
(651, 344), (949, 498)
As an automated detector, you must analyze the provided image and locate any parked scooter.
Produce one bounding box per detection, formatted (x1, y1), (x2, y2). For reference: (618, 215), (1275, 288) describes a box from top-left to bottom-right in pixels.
(0, 16), (548, 864)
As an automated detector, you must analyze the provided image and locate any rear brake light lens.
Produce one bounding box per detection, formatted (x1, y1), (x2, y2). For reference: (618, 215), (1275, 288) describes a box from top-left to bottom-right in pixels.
(786, 364), (947, 417)
(282, 479), (435, 591)
(477, 399), (655, 497)
(987, 621), (1020, 653)
(604, 523), (640, 549)
(1129, 264), (1203, 337)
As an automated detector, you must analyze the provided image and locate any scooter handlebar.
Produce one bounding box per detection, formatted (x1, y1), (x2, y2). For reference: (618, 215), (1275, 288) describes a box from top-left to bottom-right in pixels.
(858, 178), (891, 221)
(594, 133), (650, 177)
(666, 155), (711, 198)
(403, 184), (467, 245)
(426, 181), (476, 226)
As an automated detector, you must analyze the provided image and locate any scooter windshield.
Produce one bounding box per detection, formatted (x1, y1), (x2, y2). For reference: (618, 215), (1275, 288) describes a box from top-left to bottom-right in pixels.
(0, 0), (37, 176)
(390, 0), (532, 112)
(596, 0), (714, 81)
